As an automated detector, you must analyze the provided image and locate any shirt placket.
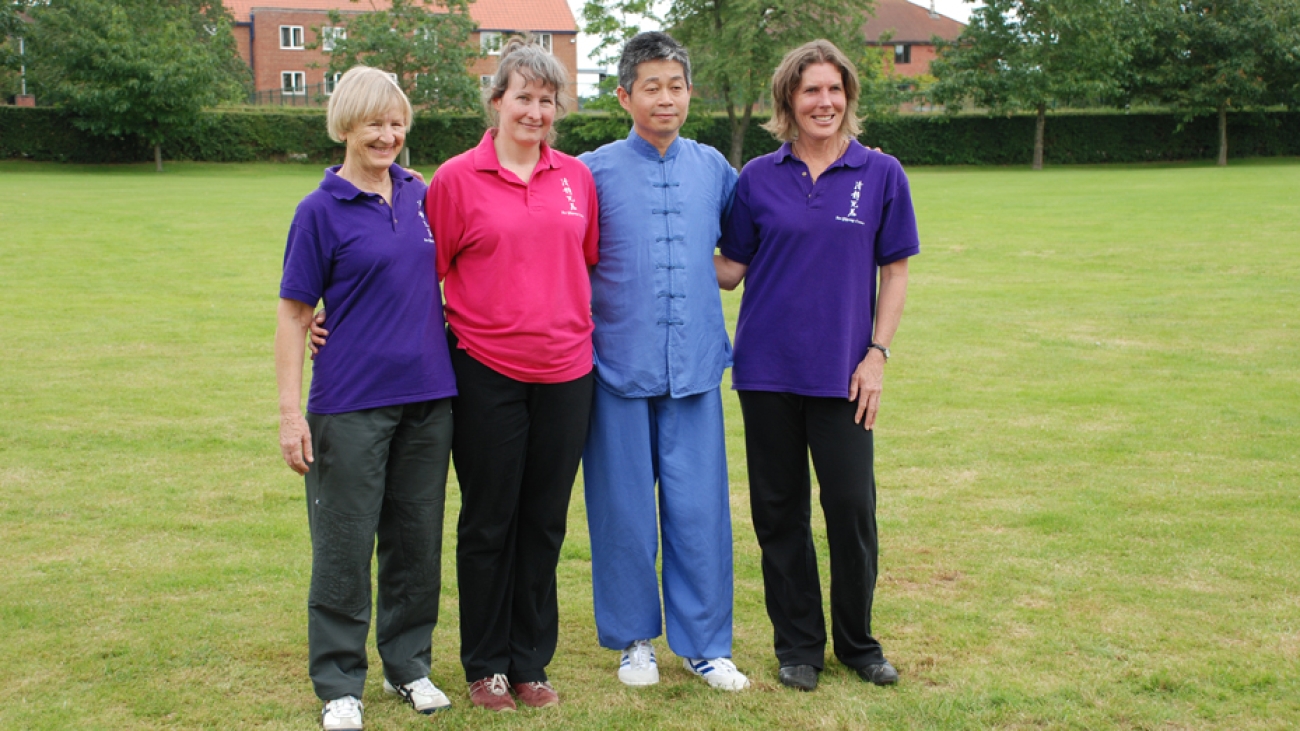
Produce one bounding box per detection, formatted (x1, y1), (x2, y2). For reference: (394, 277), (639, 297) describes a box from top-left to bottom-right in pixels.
(652, 158), (685, 391)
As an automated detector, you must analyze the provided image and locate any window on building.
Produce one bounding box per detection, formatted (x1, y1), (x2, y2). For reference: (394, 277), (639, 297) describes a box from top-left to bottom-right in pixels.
(281, 71), (306, 95)
(280, 26), (304, 49)
(320, 27), (345, 52)
(324, 72), (343, 95)
(536, 32), (552, 54)
(480, 75), (493, 87)
(481, 31), (503, 55)
(894, 44), (911, 65)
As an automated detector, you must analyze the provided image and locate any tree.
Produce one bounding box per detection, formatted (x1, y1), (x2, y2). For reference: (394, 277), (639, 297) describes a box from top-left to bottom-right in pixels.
(26, 0), (247, 171)
(928, 0), (1128, 169)
(1, 1), (32, 98)
(317, 0), (482, 112)
(1123, 0), (1300, 166)
(583, 0), (875, 168)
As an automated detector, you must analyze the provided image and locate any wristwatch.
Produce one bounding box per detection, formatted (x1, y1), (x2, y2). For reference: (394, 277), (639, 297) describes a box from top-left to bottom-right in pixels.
(868, 343), (890, 361)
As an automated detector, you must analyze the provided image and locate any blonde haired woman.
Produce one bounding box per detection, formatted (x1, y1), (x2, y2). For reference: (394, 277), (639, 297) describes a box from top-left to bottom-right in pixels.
(276, 65), (457, 730)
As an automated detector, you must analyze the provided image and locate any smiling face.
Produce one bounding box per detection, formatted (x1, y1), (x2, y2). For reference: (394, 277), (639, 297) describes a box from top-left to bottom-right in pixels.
(792, 62), (847, 144)
(493, 71), (557, 150)
(340, 106), (406, 173)
(618, 59), (690, 153)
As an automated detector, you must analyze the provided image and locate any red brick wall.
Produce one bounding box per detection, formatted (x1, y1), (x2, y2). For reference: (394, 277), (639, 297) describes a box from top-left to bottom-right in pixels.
(249, 9), (338, 93)
(872, 42), (941, 78)
(233, 10), (580, 100)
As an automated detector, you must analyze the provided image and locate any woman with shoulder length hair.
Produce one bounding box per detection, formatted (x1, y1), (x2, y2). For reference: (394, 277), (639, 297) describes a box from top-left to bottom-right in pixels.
(426, 37), (599, 712)
(275, 65), (457, 730)
(715, 39), (920, 693)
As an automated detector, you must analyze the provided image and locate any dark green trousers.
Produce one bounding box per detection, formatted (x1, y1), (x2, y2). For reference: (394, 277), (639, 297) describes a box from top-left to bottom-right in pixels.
(304, 398), (453, 701)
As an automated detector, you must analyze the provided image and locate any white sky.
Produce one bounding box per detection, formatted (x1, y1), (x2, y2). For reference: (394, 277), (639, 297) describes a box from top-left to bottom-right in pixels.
(565, 0), (979, 81)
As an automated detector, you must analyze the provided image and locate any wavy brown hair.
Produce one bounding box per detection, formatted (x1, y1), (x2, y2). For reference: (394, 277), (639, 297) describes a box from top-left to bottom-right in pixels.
(762, 39), (861, 143)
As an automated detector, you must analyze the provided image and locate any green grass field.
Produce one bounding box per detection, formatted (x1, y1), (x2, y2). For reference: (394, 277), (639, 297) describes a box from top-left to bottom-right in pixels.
(1, 157), (1297, 730)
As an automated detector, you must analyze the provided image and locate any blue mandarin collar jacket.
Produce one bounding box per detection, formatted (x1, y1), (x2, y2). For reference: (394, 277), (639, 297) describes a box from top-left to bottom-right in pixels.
(581, 129), (739, 398)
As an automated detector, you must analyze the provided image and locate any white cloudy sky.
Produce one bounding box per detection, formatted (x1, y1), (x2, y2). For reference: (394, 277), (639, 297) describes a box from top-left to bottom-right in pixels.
(565, 0), (980, 78)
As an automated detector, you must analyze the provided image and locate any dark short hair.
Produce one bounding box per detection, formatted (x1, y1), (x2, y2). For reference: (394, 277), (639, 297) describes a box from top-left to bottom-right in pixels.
(762, 39), (861, 142)
(617, 31), (692, 94)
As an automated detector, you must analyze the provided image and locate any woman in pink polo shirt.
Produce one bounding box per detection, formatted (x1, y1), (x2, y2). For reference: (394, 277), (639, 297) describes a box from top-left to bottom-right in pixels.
(426, 38), (599, 711)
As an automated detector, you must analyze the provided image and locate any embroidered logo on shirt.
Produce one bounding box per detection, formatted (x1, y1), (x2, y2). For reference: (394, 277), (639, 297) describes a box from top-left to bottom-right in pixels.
(418, 199), (435, 244)
(835, 180), (866, 226)
(560, 176), (584, 218)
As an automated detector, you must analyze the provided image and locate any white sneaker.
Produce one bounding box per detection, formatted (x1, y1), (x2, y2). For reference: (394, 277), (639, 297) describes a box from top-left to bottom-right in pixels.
(683, 657), (750, 691)
(618, 639), (659, 686)
(384, 676), (451, 714)
(321, 696), (363, 730)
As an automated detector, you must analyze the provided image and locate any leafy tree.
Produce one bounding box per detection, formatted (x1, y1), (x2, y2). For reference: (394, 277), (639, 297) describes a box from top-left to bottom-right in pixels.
(1123, 0), (1300, 165)
(26, 0), (247, 171)
(928, 0), (1128, 169)
(316, 0), (481, 112)
(583, 0), (875, 168)
(1, 1), (33, 98)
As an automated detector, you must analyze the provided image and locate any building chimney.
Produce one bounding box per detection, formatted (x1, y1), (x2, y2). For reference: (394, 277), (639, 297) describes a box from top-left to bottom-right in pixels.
(929, 0), (939, 18)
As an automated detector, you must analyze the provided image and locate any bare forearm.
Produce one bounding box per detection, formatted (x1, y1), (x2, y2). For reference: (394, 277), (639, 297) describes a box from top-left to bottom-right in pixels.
(871, 259), (909, 347)
(275, 298), (315, 415)
(714, 253), (748, 291)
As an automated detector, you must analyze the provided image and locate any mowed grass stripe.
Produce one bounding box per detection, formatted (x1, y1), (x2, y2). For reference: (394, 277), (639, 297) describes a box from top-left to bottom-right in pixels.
(1, 158), (1297, 729)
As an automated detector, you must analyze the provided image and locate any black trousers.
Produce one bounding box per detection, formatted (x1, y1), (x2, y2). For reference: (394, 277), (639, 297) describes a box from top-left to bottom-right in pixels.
(448, 339), (593, 683)
(304, 398), (453, 701)
(737, 390), (885, 671)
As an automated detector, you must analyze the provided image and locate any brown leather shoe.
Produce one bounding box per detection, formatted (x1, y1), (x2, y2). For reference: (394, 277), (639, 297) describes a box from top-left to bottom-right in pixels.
(468, 674), (516, 712)
(511, 680), (559, 708)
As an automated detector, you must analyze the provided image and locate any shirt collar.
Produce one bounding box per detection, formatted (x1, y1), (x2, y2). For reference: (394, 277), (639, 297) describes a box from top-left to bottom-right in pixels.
(472, 129), (560, 176)
(321, 164), (414, 201)
(625, 127), (680, 161)
(774, 139), (870, 171)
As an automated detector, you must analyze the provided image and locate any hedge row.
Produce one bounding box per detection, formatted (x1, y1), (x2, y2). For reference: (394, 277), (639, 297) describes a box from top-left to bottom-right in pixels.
(2, 105), (1298, 167)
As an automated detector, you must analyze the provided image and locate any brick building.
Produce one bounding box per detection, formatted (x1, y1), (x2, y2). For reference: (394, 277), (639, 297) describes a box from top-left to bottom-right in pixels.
(862, 0), (966, 78)
(223, 0), (579, 98)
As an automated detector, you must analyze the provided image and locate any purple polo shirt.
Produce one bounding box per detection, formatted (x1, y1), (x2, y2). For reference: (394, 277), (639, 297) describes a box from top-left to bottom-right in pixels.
(720, 140), (920, 398)
(280, 164), (457, 414)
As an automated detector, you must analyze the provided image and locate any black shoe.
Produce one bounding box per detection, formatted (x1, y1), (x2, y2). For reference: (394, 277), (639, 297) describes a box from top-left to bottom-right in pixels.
(777, 664), (819, 691)
(856, 660), (899, 686)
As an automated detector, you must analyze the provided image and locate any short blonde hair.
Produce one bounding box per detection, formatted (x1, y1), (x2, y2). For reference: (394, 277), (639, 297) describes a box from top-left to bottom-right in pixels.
(762, 39), (861, 143)
(326, 66), (414, 143)
(484, 36), (570, 145)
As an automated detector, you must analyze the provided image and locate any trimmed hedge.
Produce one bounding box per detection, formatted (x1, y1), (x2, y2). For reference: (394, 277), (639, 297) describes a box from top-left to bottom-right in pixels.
(3, 105), (1298, 166)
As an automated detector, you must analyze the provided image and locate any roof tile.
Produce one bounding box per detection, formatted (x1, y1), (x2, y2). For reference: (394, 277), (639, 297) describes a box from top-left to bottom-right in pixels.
(224, 0), (576, 32)
(862, 0), (965, 43)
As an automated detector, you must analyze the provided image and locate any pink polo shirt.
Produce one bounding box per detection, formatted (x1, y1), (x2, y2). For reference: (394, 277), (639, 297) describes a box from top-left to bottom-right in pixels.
(428, 130), (600, 383)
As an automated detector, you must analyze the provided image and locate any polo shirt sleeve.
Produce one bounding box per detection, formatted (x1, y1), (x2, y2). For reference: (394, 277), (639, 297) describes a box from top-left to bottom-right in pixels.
(718, 161), (739, 231)
(279, 208), (327, 306)
(428, 168), (467, 282)
(875, 160), (921, 266)
(579, 166), (600, 266)
(719, 167), (758, 265)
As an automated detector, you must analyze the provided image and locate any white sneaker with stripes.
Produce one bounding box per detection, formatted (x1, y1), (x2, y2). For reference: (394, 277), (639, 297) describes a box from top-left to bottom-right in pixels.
(619, 639), (659, 686)
(683, 656), (750, 691)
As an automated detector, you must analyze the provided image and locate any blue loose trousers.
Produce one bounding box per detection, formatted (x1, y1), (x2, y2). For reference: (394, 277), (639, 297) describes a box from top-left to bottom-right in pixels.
(582, 383), (734, 659)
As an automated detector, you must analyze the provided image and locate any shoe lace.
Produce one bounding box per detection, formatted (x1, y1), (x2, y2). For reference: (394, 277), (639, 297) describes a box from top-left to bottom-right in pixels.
(406, 677), (436, 695)
(709, 657), (739, 673)
(327, 696), (362, 715)
(486, 673), (510, 696)
(628, 641), (654, 669)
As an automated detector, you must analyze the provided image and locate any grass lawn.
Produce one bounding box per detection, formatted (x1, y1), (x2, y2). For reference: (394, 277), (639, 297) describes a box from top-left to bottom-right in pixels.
(1, 157), (1297, 730)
